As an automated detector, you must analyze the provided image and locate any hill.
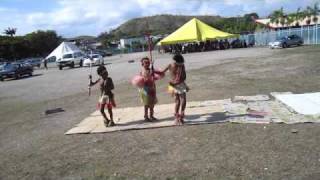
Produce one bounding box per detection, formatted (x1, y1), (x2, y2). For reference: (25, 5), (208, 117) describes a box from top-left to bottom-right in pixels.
(98, 14), (259, 41)
(66, 35), (97, 41)
(112, 15), (222, 37)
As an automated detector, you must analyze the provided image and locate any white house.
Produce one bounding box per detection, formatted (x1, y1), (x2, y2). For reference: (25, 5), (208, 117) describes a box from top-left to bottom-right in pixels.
(255, 15), (320, 29)
(119, 37), (147, 49)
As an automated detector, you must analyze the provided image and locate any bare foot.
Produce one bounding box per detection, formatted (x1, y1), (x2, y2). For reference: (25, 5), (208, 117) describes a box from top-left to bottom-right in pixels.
(144, 116), (152, 122)
(180, 113), (185, 125)
(104, 119), (110, 127)
(150, 116), (158, 121)
(108, 121), (115, 127)
(174, 114), (181, 125)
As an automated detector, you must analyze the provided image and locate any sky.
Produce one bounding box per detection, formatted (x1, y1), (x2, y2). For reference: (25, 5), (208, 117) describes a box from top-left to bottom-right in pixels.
(0, 0), (319, 37)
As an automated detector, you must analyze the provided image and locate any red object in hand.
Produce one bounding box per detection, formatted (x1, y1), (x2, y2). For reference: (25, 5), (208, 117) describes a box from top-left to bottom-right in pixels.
(131, 75), (145, 87)
(153, 68), (165, 80)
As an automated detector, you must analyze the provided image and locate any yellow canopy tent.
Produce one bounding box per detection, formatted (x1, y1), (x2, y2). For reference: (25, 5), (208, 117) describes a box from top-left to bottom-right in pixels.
(158, 18), (238, 45)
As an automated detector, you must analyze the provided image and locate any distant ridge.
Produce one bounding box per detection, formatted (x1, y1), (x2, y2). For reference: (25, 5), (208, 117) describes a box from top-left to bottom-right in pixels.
(99, 13), (258, 40)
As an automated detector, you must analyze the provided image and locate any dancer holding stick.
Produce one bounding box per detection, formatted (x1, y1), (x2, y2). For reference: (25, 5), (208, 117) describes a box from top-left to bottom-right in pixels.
(89, 65), (116, 127)
(131, 34), (164, 121)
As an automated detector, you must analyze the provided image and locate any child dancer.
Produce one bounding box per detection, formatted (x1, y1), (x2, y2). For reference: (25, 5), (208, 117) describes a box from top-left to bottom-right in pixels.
(162, 54), (188, 125)
(139, 57), (162, 121)
(89, 65), (116, 127)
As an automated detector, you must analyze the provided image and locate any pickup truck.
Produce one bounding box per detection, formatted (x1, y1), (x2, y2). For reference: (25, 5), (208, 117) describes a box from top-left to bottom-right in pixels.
(56, 52), (84, 70)
(0, 63), (33, 81)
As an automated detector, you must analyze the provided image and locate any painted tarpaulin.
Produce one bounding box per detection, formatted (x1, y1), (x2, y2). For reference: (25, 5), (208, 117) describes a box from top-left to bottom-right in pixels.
(274, 92), (320, 116)
(65, 100), (231, 135)
(65, 94), (320, 135)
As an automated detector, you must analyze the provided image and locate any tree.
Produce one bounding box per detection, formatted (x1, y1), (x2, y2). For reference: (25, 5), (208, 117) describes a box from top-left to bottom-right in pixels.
(0, 36), (30, 60)
(279, 8), (286, 27)
(292, 7), (304, 27)
(310, 2), (319, 24)
(269, 7), (285, 26)
(3, 27), (17, 37)
(305, 6), (313, 25)
(0, 30), (62, 61)
(25, 30), (62, 57)
(245, 13), (259, 21)
(269, 8), (289, 29)
(101, 38), (111, 49)
(98, 31), (115, 49)
(286, 13), (295, 27)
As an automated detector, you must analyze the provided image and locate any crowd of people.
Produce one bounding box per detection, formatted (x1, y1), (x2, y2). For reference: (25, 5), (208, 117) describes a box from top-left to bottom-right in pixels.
(159, 39), (250, 54)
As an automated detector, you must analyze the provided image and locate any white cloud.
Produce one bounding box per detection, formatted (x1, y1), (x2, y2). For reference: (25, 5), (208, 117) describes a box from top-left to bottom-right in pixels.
(0, 7), (34, 35)
(0, 0), (319, 37)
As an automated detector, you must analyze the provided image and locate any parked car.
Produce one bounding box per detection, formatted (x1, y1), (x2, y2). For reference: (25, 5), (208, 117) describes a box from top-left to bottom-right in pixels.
(83, 54), (104, 67)
(231, 39), (247, 48)
(56, 52), (84, 70)
(269, 34), (303, 49)
(0, 62), (33, 81)
(0, 58), (7, 63)
(93, 50), (112, 57)
(105, 51), (113, 56)
(24, 58), (42, 68)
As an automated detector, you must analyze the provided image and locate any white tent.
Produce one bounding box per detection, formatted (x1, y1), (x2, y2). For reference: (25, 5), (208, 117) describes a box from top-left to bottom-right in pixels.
(46, 42), (83, 61)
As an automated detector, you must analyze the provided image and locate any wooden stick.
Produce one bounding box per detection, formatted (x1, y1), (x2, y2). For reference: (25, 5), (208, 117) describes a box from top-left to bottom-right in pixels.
(88, 57), (92, 96)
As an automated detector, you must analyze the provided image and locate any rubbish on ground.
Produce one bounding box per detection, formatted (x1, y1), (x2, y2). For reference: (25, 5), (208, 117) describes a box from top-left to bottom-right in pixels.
(247, 108), (268, 117)
(233, 95), (270, 102)
(45, 108), (65, 115)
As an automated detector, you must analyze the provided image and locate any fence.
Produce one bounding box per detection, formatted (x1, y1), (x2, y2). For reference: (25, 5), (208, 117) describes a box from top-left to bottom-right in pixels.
(240, 24), (320, 46)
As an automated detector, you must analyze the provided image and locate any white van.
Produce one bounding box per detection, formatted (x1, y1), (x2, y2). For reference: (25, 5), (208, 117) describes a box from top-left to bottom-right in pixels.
(56, 52), (84, 70)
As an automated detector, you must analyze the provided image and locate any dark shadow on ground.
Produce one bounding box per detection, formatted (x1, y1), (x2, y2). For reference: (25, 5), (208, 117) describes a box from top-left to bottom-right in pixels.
(60, 66), (82, 71)
(185, 112), (248, 124)
(100, 112), (258, 127)
(115, 117), (174, 127)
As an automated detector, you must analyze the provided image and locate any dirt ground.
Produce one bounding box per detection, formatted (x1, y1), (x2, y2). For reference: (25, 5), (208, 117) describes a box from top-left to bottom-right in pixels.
(0, 46), (320, 179)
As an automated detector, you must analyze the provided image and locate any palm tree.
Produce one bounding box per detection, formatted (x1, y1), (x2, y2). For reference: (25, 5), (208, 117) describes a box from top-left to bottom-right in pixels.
(269, 7), (286, 28)
(304, 5), (319, 44)
(311, 2), (319, 24)
(270, 9), (281, 25)
(312, 3), (320, 44)
(305, 6), (313, 25)
(286, 14), (295, 27)
(293, 7), (304, 27)
(3, 27), (17, 37)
